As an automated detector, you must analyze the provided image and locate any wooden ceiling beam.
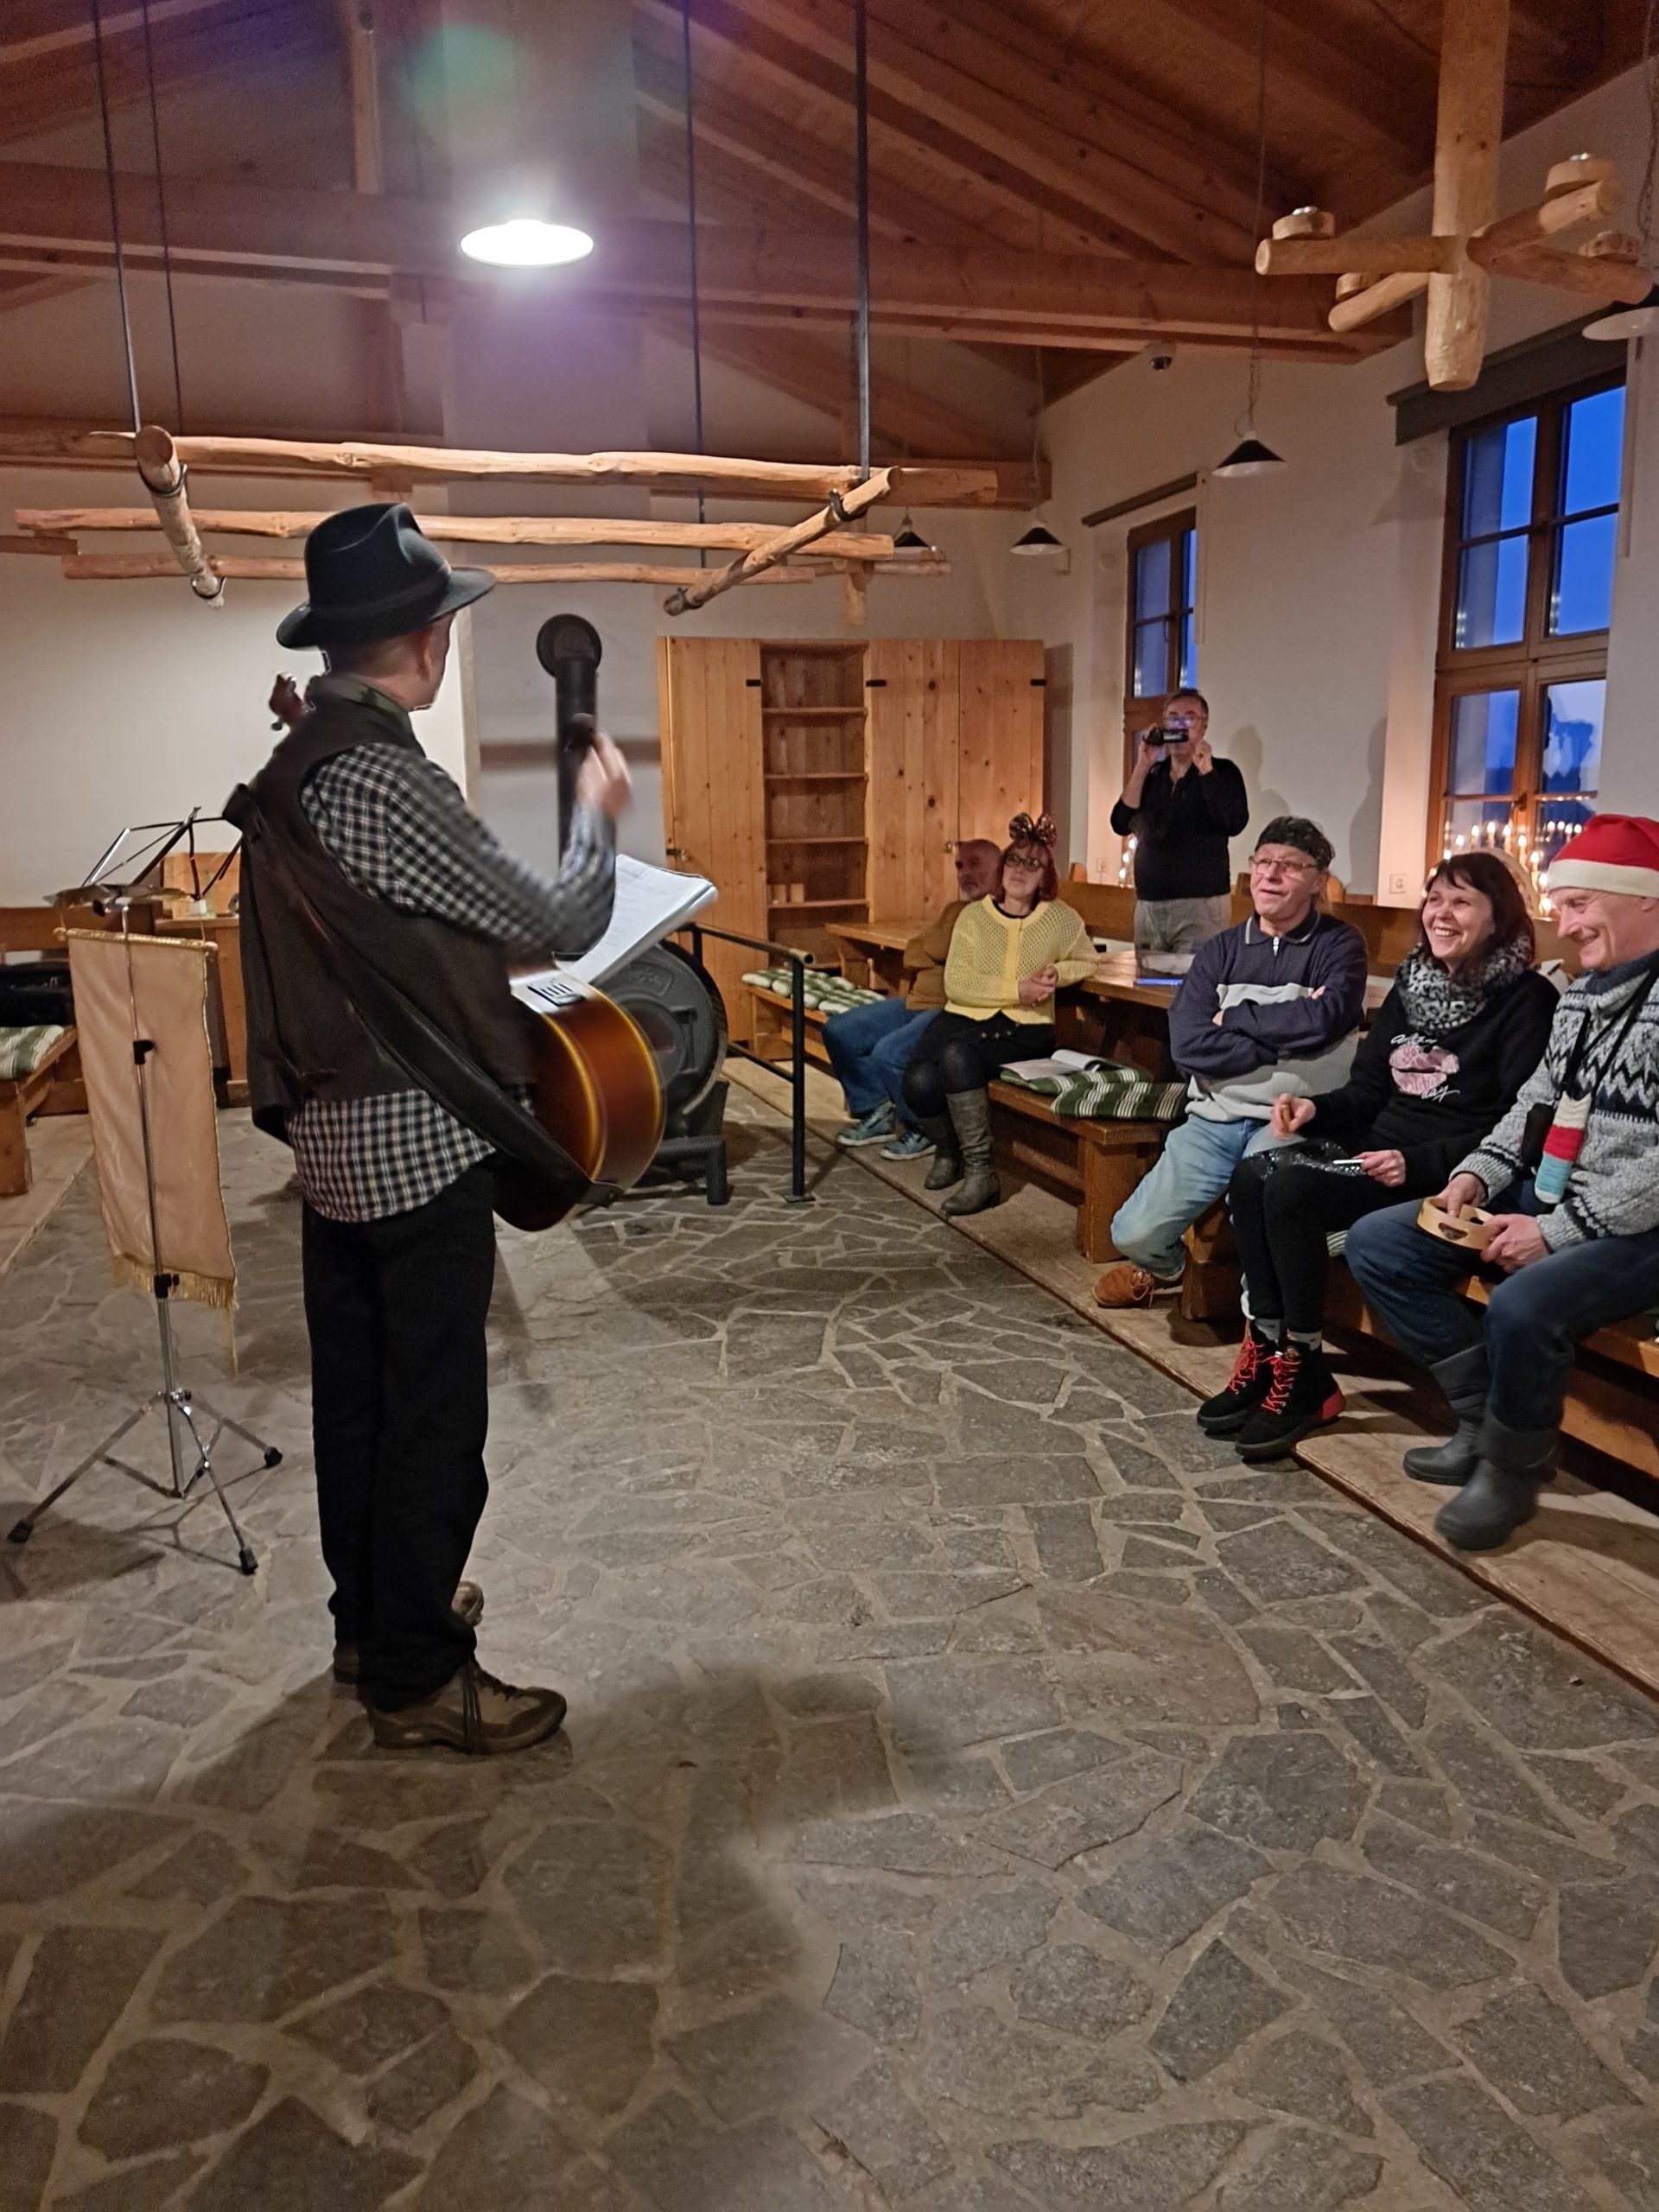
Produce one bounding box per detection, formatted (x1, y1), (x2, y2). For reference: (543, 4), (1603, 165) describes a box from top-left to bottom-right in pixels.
(60, 553), (927, 586)
(859, 0), (1292, 245)
(1150, 0), (1437, 166)
(635, 0), (1134, 257)
(633, 30), (988, 252)
(0, 162), (1380, 353)
(708, 0), (1249, 264)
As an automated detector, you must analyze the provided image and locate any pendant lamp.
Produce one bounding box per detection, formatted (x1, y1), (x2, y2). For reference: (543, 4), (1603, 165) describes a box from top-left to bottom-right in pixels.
(1010, 522), (1063, 555)
(892, 514), (931, 553)
(1009, 348), (1062, 556)
(460, 217), (594, 266)
(1213, 433), (1286, 478)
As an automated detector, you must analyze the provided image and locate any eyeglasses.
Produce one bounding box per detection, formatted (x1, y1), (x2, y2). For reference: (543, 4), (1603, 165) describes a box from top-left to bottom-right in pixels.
(1249, 853), (1319, 876)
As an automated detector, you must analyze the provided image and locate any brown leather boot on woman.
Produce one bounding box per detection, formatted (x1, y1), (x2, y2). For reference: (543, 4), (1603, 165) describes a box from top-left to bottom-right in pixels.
(939, 1088), (1001, 1217)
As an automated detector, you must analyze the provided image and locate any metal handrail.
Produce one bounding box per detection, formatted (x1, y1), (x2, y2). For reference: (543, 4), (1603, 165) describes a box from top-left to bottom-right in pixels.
(684, 921), (816, 1204)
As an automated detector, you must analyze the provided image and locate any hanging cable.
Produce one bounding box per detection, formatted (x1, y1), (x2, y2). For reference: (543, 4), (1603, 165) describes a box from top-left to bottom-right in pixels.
(139, 0), (186, 431)
(679, 0), (708, 543)
(1244, 0), (1268, 435)
(853, 0), (872, 481)
(90, 0), (143, 433)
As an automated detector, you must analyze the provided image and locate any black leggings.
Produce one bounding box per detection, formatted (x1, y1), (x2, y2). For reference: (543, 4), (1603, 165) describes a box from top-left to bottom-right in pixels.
(1227, 1147), (1407, 1336)
(902, 1011), (1054, 1119)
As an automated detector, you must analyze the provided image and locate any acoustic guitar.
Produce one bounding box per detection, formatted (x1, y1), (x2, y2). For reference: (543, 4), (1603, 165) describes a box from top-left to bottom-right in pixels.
(265, 673), (664, 1233)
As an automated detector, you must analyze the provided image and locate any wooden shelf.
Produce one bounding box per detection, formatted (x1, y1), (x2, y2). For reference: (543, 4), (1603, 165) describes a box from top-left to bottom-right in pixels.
(766, 835), (868, 846)
(760, 704), (866, 718)
(763, 770), (868, 782)
(768, 899), (871, 912)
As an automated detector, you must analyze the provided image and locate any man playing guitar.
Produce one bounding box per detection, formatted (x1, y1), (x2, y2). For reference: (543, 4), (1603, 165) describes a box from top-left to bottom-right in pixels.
(232, 503), (629, 1754)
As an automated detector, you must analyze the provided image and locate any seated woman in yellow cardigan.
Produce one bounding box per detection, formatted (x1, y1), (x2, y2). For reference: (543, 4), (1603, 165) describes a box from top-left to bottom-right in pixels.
(900, 812), (1099, 1217)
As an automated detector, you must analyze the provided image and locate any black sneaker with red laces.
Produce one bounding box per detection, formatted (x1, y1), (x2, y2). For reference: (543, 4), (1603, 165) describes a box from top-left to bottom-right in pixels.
(1197, 1325), (1278, 1435)
(1234, 1344), (1344, 1461)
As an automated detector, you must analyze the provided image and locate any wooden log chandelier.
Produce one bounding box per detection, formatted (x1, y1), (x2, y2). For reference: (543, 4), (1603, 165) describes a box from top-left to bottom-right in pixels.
(16, 429), (963, 620)
(1256, 0), (1649, 391)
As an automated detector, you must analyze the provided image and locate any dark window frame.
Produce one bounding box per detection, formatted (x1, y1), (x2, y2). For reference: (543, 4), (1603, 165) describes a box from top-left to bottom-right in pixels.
(1122, 505), (1198, 774)
(1427, 371), (1623, 871)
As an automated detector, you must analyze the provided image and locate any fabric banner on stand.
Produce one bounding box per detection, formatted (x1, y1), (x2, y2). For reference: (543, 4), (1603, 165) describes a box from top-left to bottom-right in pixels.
(65, 930), (236, 1313)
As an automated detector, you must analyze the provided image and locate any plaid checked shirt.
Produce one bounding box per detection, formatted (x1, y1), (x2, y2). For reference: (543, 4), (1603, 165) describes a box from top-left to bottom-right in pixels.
(289, 678), (615, 1223)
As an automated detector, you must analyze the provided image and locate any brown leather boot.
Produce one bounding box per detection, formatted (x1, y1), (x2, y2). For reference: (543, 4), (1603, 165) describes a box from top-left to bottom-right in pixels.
(334, 1579), (485, 1687)
(369, 1660), (569, 1754)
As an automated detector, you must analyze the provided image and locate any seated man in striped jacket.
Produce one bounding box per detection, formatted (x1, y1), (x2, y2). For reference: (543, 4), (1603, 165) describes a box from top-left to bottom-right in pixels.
(1094, 817), (1369, 1308)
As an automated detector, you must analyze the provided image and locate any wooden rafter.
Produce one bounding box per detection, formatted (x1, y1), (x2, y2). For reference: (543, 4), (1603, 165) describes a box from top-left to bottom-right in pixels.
(678, 0), (1254, 264)
(16, 505), (901, 561)
(0, 162), (1387, 355)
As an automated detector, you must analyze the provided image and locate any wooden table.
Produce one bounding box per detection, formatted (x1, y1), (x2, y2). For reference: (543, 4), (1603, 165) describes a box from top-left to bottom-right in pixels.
(826, 918), (920, 995)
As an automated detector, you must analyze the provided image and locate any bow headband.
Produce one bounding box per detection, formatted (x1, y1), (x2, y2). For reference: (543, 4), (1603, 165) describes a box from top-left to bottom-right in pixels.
(1008, 811), (1058, 849)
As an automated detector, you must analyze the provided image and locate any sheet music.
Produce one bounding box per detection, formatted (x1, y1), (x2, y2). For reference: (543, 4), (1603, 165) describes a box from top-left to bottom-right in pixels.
(512, 854), (717, 1006)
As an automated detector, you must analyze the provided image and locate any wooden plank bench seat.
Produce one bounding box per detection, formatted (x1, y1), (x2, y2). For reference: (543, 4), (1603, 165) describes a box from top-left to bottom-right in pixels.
(987, 1082), (1168, 1263)
(0, 1027), (84, 1197)
(743, 983), (837, 1072)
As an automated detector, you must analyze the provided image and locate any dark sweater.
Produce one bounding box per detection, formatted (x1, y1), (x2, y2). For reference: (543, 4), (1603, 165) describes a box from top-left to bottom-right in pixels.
(1305, 967), (1558, 1192)
(1110, 756), (1249, 900)
(1172, 908), (1370, 1122)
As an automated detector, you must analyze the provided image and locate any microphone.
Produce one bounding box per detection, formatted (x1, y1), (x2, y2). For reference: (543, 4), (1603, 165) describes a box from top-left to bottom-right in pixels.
(535, 614), (603, 856)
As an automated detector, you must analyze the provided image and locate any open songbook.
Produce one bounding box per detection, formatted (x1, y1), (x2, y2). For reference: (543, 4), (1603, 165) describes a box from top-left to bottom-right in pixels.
(512, 854), (717, 1011)
(999, 1046), (1109, 1082)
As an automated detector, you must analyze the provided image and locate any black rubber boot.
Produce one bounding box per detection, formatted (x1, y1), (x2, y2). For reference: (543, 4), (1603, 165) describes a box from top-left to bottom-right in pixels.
(1433, 1414), (1557, 1553)
(920, 1116), (963, 1191)
(1198, 1323), (1280, 1435)
(1403, 1345), (1490, 1487)
(941, 1089), (1001, 1217)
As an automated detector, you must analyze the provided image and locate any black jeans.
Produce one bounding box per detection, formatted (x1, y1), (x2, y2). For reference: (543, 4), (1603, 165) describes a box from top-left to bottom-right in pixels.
(302, 1161), (498, 1708)
(902, 1011), (1054, 1119)
(1227, 1147), (1404, 1335)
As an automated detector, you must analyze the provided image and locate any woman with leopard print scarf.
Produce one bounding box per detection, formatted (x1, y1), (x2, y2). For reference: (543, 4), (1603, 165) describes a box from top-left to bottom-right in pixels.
(1198, 852), (1558, 1460)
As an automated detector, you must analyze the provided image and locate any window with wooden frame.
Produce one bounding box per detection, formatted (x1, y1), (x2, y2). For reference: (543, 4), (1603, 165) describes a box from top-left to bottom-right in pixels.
(1429, 374), (1624, 887)
(1122, 507), (1197, 770)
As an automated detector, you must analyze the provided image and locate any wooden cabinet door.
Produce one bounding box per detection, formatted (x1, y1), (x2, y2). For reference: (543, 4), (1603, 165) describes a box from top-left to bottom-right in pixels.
(657, 636), (766, 1044)
(866, 638), (959, 925)
(957, 639), (1046, 850)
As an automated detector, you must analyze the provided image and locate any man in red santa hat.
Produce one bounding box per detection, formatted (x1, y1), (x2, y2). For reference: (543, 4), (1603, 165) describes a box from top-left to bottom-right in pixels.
(1344, 813), (1659, 1552)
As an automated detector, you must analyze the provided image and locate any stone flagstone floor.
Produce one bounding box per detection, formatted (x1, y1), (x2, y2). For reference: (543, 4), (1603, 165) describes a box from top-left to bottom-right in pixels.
(2, 1101), (1659, 2210)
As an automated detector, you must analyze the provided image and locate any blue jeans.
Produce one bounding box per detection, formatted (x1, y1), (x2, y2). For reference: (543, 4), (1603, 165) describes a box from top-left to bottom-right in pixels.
(1344, 1179), (1659, 1432)
(823, 998), (933, 1121)
(1109, 1112), (1290, 1281)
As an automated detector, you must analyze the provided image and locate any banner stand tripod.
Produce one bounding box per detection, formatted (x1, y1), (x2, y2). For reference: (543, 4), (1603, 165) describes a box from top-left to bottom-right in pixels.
(7, 920), (277, 1573)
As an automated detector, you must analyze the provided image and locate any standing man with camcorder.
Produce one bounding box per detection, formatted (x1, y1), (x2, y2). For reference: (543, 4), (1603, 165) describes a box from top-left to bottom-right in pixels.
(1111, 687), (1249, 962)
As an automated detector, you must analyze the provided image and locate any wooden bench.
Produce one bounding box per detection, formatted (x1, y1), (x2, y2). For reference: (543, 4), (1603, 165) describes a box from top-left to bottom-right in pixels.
(744, 985), (837, 1072)
(0, 1029), (85, 1197)
(988, 1083), (1168, 1262)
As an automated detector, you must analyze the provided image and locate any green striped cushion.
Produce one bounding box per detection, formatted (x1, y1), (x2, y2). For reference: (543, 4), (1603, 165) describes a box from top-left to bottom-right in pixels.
(0, 1025), (66, 1081)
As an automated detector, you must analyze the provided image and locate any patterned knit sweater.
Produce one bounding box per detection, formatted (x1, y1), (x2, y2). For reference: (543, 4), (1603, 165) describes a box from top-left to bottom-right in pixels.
(944, 896), (1097, 1025)
(1460, 951), (1659, 1250)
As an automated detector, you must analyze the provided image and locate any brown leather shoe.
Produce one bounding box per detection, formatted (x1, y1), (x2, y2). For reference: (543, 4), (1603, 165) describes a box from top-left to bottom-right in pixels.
(369, 1661), (568, 1755)
(333, 1579), (485, 1687)
(1092, 1262), (1174, 1309)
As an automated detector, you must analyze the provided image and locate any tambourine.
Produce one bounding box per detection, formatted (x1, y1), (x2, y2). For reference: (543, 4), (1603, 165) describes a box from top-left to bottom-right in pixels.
(1415, 1198), (1494, 1254)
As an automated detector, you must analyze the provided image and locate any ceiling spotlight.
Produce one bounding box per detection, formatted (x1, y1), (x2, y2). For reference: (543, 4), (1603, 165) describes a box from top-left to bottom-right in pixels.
(1584, 285), (1659, 340)
(1212, 434), (1287, 479)
(892, 514), (931, 553)
(460, 217), (594, 267)
(1010, 522), (1063, 556)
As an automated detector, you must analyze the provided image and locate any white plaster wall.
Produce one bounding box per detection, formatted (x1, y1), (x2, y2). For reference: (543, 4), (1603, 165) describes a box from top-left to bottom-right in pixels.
(0, 468), (470, 903)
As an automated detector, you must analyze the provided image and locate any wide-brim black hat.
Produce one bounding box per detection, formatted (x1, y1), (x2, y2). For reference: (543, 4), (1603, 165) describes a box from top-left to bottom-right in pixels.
(276, 501), (494, 649)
